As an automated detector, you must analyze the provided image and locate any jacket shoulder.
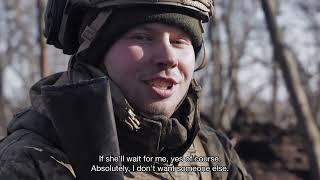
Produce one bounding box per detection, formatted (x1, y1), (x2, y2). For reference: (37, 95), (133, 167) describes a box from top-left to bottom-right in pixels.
(199, 124), (252, 180)
(0, 129), (75, 180)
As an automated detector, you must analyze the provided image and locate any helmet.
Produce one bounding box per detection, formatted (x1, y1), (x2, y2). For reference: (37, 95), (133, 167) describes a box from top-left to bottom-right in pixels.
(44, 0), (214, 55)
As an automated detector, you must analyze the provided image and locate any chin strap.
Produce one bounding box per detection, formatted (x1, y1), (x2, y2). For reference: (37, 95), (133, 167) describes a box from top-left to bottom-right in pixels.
(174, 78), (201, 112)
(194, 41), (207, 72)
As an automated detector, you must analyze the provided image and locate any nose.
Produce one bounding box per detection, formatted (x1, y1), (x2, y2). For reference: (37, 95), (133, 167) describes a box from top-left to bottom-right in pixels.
(152, 36), (178, 69)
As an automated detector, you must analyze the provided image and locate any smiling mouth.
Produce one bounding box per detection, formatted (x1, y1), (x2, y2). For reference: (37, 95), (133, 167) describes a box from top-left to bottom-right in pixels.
(148, 79), (174, 90)
(143, 78), (177, 98)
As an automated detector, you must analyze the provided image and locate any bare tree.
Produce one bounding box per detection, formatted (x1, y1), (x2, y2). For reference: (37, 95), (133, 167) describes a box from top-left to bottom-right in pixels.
(261, 0), (320, 179)
(217, 0), (254, 130)
(297, 1), (320, 127)
(271, 61), (279, 123)
(0, 0), (20, 136)
(37, 0), (49, 78)
(0, 0), (45, 132)
(0, 56), (6, 136)
(269, 0), (279, 126)
(224, 0), (241, 108)
(208, 18), (223, 128)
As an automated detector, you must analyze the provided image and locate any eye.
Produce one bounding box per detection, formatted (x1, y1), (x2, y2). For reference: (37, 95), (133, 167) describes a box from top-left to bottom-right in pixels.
(171, 38), (192, 47)
(127, 33), (152, 41)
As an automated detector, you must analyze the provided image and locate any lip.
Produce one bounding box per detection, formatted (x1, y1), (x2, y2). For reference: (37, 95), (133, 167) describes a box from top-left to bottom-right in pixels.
(142, 77), (178, 98)
(149, 84), (176, 98)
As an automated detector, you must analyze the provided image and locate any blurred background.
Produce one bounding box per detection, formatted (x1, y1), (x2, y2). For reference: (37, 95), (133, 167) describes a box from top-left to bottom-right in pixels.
(0, 0), (320, 179)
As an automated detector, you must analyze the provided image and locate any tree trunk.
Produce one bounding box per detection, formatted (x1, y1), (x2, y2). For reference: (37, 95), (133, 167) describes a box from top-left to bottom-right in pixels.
(37, 0), (49, 78)
(261, 0), (320, 179)
(208, 19), (223, 129)
(271, 61), (278, 123)
(224, 0), (241, 108)
(0, 58), (6, 136)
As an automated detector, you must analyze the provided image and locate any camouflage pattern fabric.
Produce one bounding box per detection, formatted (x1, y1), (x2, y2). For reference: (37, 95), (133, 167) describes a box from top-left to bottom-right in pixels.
(0, 71), (250, 180)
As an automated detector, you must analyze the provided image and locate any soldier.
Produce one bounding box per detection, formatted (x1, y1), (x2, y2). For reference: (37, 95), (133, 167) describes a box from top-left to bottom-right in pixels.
(0, 0), (251, 179)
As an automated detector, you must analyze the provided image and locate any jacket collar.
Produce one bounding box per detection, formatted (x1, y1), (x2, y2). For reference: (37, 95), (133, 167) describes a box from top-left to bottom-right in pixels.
(8, 60), (202, 163)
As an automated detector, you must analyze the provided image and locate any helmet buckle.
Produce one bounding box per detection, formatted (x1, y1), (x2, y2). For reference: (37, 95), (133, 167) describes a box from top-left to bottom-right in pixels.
(81, 26), (96, 43)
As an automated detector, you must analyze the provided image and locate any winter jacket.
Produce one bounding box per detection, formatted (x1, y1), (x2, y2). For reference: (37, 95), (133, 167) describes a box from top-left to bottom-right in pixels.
(0, 63), (251, 180)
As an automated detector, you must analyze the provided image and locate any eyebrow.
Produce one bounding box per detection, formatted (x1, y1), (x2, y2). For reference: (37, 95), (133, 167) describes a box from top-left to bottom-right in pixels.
(131, 24), (189, 38)
(131, 25), (156, 33)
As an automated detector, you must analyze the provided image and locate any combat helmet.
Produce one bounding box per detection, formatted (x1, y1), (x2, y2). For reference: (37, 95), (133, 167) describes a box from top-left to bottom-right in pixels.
(45, 0), (214, 57)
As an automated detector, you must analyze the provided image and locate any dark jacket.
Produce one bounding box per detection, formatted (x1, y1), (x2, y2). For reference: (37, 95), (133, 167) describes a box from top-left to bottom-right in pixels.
(0, 70), (250, 180)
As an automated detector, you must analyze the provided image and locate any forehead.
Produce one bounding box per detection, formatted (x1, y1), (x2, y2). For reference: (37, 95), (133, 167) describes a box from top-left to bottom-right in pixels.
(126, 23), (190, 36)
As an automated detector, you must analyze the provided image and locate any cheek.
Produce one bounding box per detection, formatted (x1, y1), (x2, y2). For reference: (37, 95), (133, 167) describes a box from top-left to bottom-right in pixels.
(104, 45), (145, 78)
(178, 50), (195, 81)
(126, 45), (145, 62)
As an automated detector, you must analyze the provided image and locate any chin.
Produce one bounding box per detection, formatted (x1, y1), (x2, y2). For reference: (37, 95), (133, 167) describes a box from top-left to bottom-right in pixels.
(143, 102), (177, 118)
(131, 96), (181, 117)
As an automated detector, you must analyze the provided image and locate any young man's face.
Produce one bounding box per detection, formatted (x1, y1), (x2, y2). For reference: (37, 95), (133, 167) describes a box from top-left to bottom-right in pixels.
(104, 23), (195, 117)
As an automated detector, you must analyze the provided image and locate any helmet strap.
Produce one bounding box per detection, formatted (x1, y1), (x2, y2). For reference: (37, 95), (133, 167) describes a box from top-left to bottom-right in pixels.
(194, 41), (207, 71)
(76, 9), (113, 54)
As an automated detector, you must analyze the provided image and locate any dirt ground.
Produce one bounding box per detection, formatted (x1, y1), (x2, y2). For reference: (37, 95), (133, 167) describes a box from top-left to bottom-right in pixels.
(230, 122), (310, 180)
